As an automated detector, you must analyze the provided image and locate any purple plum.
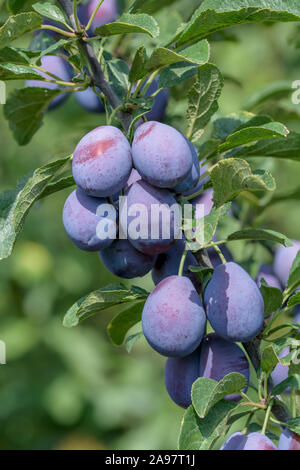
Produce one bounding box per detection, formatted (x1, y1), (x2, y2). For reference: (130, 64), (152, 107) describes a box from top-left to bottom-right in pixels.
(257, 264), (282, 290)
(174, 140), (200, 194)
(278, 429), (300, 450)
(221, 432), (277, 450)
(273, 240), (300, 288)
(75, 87), (105, 113)
(78, 0), (118, 33)
(271, 347), (290, 389)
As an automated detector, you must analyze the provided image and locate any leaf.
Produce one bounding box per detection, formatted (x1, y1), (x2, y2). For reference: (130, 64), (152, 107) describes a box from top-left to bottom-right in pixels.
(227, 228), (292, 247)
(261, 340), (294, 374)
(146, 41), (210, 72)
(125, 331), (144, 353)
(272, 374), (300, 395)
(259, 279), (283, 316)
(288, 292), (300, 308)
(210, 158), (276, 207)
(63, 286), (147, 328)
(285, 252), (300, 294)
(94, 13), (159, 38)
(129, 0), (177, 14)
(232, 131), (300, 162)
(218, 122), (289, 153)
(4, 87), (62, 145)
(7, 0), (37, 14)
(0, 156), (71, 261)
(33, 2), (69, 28)
(158, 62), (198, 88)
(0, 13), (42, 50)
(0, 46), (39, 64)
(244, 80), (294, 110)
(129, 46), (148, 83)
(107, 301), (145, 346)
(192, 373), (247, 418)
(287, 418), (300, 435)
(38, 174), (75, 200)
(186, 64), (223, 143)
(0, 63), (42, 81)
(213, 112), (272, 140)
(173, 1), (300, 48)
(178, 401), (237, 450)
(194, 203), (231, 246)
(103, 52), (130, 100)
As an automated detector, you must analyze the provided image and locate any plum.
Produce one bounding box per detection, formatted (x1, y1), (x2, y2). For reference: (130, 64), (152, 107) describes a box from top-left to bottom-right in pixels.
(26, 55), (71, 109)
(164, 350), (200, 408)
(273, 240), (300, 288)
(174, 140), (200, 194)
(72, 125), (132, 197)
(221, 432), (277, 450)
(62, 188), (115, 252)
(142, 275), (206, 357)
(119, 180), (180, 255)
(278, 429), (300, 450)
(204, 262), (265, 342)
(199, 333), (250, 401)
(257, 264), (282, 290)
(75, 87), (105, 113)
(271, 347), (289, 389)
(132, 121), (193, 189)
(99, 239), (156, 278)
(78, 0), (118, 33)
(143, 78), (169, 122)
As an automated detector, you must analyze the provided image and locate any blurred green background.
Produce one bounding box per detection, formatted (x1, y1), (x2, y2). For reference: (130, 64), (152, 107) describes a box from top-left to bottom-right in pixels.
(1, 1), (300, 450)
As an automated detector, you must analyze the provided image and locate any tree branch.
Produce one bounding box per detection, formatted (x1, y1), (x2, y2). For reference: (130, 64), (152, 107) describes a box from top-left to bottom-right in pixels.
(57, 0), (132, 132)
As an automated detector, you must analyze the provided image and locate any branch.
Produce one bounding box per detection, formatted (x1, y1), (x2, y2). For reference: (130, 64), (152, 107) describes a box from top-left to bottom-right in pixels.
(57, 0), (132, 132)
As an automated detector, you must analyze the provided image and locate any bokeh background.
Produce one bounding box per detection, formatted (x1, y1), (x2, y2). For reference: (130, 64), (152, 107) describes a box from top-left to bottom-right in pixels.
(0, 0), (300, 450)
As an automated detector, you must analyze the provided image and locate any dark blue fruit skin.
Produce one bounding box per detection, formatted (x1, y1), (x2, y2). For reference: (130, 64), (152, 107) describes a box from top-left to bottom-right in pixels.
(143, 78), (169, 122)
(75, 87), (105, 113)
(174, 140), (200, 194)
(273, 240), (300, 288)
(132, 121), (193, 189)
(199, 333), (250, 401)
(72, 125), (132, 198)
(152, 238), (200, 289)
(142, 275), (206, 357)
(99, 239), (156, 279)
(204, 262), (264, 342)
(119, 180), (179, 255)
(62, 188), (114, 252)
(278, 429), (300, 450)
(221, 432), (277, 450)
(26, 55), (71, 110)
(164, 350), (200, 408)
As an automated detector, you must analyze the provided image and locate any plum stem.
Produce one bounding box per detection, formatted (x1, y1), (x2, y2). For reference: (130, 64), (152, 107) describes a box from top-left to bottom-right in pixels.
(262, 403), (272, 435)
(211, 243), (226, 264)
(73, 0), (81, 31)
(85, 0), (105, 32)
(41, 24), (76, 37)
(178, 249), (188, 277)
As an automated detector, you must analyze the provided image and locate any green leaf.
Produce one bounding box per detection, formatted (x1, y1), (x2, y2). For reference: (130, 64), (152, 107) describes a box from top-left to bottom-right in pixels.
(288, 292), (300, 308)
(272, 374), (300, 395)
(285, 252), (300, 294)
(210, 158), (276, 207)
(0, 63), (42, 81)
(0, 156), (71, 261)
(146, 41), (210, 73)
(287, 418), (300, 435)
(227, 228), (292, 247)
(186, 64), (223, 143)
(244, 80), (294, 110)
(213, 112), (272, 140)
(0, 13), (42, 50)
(192, 373), (247, 418)
(218, 122), (289, 153)
(158, 62), (198, 88)
(178, 401), (237, 450)
(63, 286), (147, 328)
(0, 46), (39, 64)
(33, 2), (69, 28)
(129, 0), (177, 14)
(94, 13), (159, 38)
(259, 279), (283, 317)
(261, 340), (294, 374)
(38, 174), (75, 200)
(103, 52), (130, 100)
(107, 301), (145, 346)
(125, 331), (144, 353)
(129, 46), (148, 83)
(7, 0), (37, 14)
(4, 87), (62, 145)
(194, 203), (231, 246)
(174, 1), (300, 48)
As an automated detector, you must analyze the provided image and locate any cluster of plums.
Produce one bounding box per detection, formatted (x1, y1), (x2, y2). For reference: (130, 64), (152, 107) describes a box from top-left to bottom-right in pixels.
(222, 428), (300, 450)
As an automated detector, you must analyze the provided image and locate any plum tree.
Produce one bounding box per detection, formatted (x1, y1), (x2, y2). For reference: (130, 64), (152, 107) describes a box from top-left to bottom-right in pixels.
(278, 429), (300, 450)
(26, 55), (71, 109)
(152, 238), (199, 288)
(221, 432), (277, 450)
(132, 122), (193, 189)
(142, 275), (206, 357)
(204, 262), (264, 342)
(62, 188), (115, 252)
(271, 347), (289, 388)
(257, 264), (282, 290)
(78, 0), (118, 33)
(72, 126), (132, 197)
(174, 140), (200, 194)
(119, 180), (180, 255)
(75, 87), (105, 113)
(199, 333), (250, 401)
(164, 350), (199, 408)
(273, 240), (300, 287)
(143, 78), (169, 122)
(99, 239), (156, 279)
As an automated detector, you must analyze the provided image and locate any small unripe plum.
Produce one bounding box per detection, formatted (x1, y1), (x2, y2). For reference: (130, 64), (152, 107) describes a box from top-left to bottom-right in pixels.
(174, 140), (200, 194)
(221, 432), (277, 450)
(72, 126), (132, 197)
(257, 264), (282, 290)
(119, 180), (179, 255)
(164, 350), (200, 408)
(152, 238), (199, 288)
(75, 87), (105, 113)
(204, 262), (264, 342)
(273, 240), (300, 287)
(132, 121), (193, 189)
(63, 188), (115, 252)
(142, 275), (206, 357)
(26, 55), (71, 109)
(278, 429), (300, 450)
(99, 239), (156, 278)
(78, 0), (118, 32)
(199, 333), (250, 401)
